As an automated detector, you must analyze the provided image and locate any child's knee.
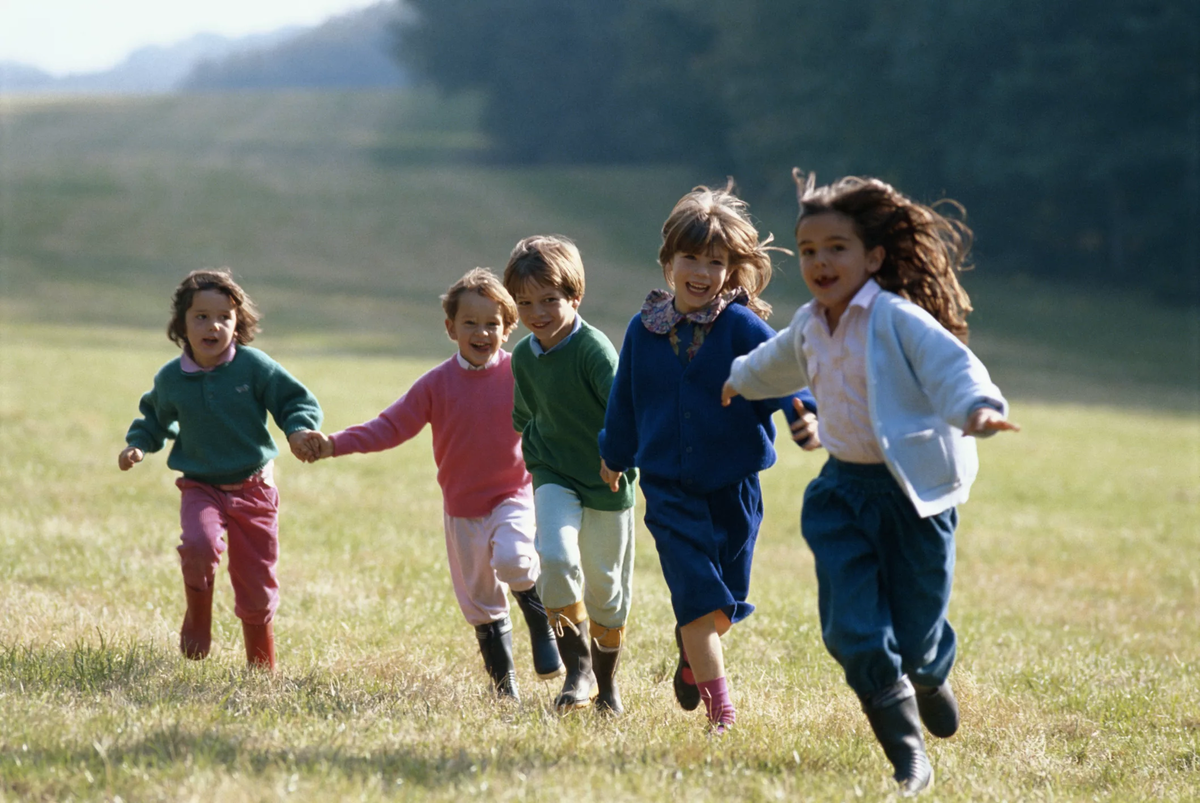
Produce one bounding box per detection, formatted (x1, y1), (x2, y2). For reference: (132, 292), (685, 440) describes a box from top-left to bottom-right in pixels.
(492, 548), (537, 588)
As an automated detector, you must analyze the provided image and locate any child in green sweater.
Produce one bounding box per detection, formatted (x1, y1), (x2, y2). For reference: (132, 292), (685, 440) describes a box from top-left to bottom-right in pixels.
(119, 269), (322, 671)
(504, 235), (637, 715)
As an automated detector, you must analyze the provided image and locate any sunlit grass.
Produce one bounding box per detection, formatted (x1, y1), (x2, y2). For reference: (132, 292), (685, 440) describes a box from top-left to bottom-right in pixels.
(0, 324), (1196, 801)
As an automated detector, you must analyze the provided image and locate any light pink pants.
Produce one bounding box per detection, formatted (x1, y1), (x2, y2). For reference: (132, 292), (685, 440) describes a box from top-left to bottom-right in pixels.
(176, 472), (280, 626)
(443, 492), (539, 626)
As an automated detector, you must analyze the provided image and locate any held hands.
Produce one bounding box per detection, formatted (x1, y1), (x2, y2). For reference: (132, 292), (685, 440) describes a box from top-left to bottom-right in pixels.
(789, 397), (822, 451)
(118, 446), (144, 471)
(963, 406), (1021, 437)
(599, 459), (622, 493)
(288, 430), (334, 463)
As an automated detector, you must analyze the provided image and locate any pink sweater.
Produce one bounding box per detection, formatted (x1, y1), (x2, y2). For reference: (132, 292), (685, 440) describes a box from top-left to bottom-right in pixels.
(330, 351), (532, 518)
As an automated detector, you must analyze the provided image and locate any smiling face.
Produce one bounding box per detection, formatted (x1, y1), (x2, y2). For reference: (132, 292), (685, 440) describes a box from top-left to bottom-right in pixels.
(666, 245), (730, 314)
(797, 211), (884, 331)
(185, 289), (238, 368)
(445, 290), (512, 367)
(513, 280), (581, 351)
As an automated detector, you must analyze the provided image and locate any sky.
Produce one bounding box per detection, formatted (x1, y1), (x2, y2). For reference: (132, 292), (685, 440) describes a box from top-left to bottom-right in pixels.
(0, 0), (384, 76)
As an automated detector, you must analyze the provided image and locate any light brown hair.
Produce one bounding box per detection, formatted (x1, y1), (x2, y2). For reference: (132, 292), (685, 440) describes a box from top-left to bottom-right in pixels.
(794, 169), (974, 342)
(659, 180), (782, 320)
(167, 268), (261, 348)
(441, 267), (518, 332)
(502, 235), (585, 301)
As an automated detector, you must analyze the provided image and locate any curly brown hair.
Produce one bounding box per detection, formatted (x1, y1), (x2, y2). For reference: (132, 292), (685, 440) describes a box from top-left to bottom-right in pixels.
(167, 268), (261, 348)
(793, 169), (974, 342)
(659, 179), (785, 321)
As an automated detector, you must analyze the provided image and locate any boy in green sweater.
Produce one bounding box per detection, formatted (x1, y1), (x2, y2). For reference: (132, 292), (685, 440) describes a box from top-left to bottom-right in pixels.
(120, 269), (322, 671)
(505, 236), (636, 715)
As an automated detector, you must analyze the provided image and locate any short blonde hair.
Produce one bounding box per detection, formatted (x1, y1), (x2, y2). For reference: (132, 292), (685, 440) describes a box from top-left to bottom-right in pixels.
(502, 235), (585, 301)
(441, 268), (518, 332)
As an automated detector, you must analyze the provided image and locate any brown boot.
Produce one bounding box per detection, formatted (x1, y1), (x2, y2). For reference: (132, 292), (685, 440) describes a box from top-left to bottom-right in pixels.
(242, 620), (276, 671)
(180, 583), (213, 660)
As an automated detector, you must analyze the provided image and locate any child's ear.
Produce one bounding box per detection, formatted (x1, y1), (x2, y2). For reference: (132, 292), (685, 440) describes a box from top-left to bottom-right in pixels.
(444, 318), (456, 341)
(792, 167), (815, 204)
(866, 245), (886, 274)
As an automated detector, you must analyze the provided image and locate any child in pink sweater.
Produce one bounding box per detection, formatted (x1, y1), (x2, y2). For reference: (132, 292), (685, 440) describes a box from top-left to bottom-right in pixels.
(303, 269), (563, 698)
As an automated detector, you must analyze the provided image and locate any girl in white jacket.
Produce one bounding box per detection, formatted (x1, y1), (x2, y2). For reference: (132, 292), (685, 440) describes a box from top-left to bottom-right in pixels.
(722, 170), (1018, 797)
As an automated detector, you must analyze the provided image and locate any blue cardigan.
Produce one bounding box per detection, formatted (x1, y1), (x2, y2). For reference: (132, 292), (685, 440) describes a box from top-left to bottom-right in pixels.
(600, 300), (814, 494)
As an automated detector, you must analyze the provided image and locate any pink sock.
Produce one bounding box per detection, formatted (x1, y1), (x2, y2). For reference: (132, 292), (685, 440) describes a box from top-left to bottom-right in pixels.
(698, 676), (735, 727)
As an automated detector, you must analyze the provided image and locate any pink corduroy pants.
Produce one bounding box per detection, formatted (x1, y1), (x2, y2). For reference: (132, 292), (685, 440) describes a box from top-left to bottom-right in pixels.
(176, 471), (280, 626)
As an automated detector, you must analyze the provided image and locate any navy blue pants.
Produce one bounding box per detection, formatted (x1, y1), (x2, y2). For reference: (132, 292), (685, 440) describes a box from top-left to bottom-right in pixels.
(801, 458), (957, 700)
(641, 475), (763, 627)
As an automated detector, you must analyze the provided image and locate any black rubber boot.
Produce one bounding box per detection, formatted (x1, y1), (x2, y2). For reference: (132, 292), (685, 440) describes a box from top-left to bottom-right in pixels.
(552, 620), (595, 711)
(863, 684), (934, 797)
(512, 588), (565, 679)
(592, 640), (624, 716)
(914, 681), (959, 738)
(474, 617), (519, 700)
(673, 624), (701, 711)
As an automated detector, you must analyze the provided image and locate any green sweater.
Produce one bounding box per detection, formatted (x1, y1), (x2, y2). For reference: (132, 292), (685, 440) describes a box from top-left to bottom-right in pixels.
(126, 346), (323, 485)
(511, 319), (635, 511)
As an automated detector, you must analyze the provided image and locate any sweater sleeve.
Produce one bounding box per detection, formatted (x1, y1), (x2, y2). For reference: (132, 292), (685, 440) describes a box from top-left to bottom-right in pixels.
(598, 318), (638, 472)
(332, 374), (433, 455)
(729, 306), (812, 401)
(261, 357), (323, 435)
(891, 302), (1007, 431)
(736, 310), (817, 446)
(125, 379), (178, 453)
(584, 329), (619, 407)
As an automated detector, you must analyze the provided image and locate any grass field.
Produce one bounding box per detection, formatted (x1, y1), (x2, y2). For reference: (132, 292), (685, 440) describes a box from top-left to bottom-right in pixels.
(1, 91), (1198, 801)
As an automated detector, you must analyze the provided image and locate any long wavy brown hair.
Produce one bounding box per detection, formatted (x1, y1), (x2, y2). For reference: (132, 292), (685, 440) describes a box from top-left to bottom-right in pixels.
(659, 179), (787, 321)
(793, 169), (974, 342)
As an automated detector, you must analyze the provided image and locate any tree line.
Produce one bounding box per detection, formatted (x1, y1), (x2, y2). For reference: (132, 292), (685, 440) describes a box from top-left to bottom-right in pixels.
(396, 0), (1198, 303)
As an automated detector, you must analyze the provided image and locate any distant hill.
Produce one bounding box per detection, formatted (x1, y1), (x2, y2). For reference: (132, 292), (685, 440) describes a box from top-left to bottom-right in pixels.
(182, 3), (412, 91)
(0, 30), (301, 95)
(0, 2), (410, 95)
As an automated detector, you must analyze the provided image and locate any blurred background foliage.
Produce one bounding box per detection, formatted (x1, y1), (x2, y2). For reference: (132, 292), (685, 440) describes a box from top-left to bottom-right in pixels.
(397, 0), (1199, 304)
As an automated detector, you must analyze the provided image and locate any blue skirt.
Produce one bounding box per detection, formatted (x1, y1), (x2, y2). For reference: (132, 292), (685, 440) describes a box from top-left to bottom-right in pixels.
(640, 474), (763, 627)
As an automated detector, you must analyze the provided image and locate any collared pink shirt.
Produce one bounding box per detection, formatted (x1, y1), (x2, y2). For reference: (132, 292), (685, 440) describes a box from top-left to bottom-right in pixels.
(801, 279), (885, 464)
(181, 344), (236, 373)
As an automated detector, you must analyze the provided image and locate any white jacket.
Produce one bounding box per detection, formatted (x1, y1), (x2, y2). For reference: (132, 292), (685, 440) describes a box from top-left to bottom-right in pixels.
(729, 290), (1007, 517)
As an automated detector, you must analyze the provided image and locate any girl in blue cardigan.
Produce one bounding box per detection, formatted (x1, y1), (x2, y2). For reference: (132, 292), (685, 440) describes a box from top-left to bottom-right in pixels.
(724, 171), (1019, 795)
(599, 183), (815, 733)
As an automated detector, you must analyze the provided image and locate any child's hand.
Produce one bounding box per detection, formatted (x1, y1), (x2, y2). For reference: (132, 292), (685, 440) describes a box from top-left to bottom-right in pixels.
(310, 431), (335, 460)
(720, 379), (740, 407)
(118, 446), (144, 471)
(288, 430), (326, 462)
(599, 459), (622, 493)
(963, 406), (1021, 437)
(789, 397), (822, 451)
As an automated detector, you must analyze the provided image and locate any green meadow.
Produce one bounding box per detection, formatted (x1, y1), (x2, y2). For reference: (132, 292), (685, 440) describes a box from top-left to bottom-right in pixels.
(0, 91), (1197, 801)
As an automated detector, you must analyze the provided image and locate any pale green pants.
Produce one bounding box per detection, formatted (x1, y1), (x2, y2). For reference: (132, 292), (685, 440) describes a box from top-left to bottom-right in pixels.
(533, 483), (635, 629)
